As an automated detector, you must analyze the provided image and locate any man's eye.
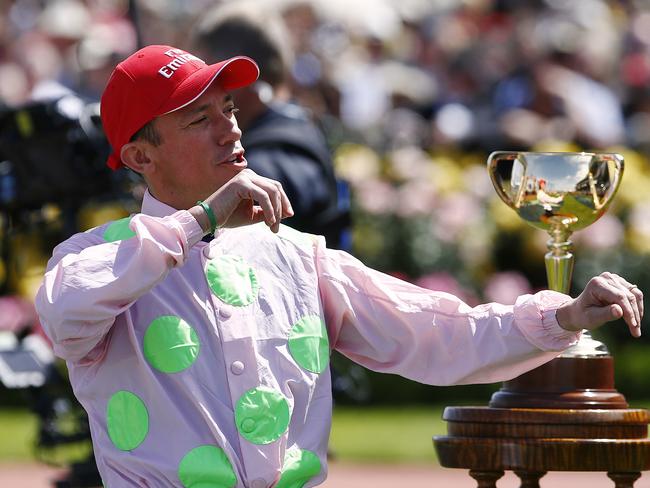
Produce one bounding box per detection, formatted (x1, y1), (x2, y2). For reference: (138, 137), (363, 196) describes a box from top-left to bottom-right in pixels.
(189, 116), (208, 126)
(226, 106), (240, 115)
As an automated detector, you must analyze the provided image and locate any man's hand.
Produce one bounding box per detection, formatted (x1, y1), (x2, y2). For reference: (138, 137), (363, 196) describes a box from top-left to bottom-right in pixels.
(201, 169), (293, 233)
(556, 272), (644, 338)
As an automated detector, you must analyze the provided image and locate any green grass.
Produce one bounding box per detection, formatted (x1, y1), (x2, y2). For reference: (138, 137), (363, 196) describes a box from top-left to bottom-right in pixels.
(3, 401), (650, 466)
(330, 400), (650, 465)
(0, 408), (38, 461)
(0, 408), (92, 466)
(330, 405), (447, 465)
(0, 405), (449, 465)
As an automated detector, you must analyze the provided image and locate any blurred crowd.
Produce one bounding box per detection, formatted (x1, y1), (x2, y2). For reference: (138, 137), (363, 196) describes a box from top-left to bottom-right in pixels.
(1, 0), (650, 309)
(3, 0), (650, 149)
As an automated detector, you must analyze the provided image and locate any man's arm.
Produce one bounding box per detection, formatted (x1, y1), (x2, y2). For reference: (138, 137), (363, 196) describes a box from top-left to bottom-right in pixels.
(35, 210), (204, 364)
(36, 169), (293, 364)
(316, 241), (642, 386)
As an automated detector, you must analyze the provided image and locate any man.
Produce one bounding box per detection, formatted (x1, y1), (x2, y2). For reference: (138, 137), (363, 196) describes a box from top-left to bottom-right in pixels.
(192, 3), (348, 249)
(35, 45), (643, 488)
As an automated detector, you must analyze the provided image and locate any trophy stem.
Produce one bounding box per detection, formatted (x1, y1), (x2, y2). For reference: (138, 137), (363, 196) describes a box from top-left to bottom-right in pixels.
(544, 226), (573, 295)
(544, 226), (608, 356)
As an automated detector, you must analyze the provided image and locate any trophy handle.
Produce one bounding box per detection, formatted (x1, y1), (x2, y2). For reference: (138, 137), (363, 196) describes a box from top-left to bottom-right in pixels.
(607, 152), (625, 174)
(605, 153), (625, 201)
(590, 153), (624, 210)
(487, 151), (523, 208)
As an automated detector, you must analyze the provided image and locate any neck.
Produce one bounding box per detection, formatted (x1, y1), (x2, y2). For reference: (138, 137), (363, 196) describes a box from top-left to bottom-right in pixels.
(147, 185), (200, 211)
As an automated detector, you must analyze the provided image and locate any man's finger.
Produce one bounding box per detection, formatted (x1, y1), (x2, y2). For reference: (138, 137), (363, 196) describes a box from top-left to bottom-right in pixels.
(587, 304), (641, 337)
(281, 190), (294, 218)
(274, 188), (282, 230)
(245, 185), (276, 228)
(249, 206), (266, 225)
(248, 176), (283, 228)
(253, 174), (292, 213)
(606, 274), (643, 327)
(591, 279), (638, 332)
(263, 179), (282, 229)
(615, 276), (645, 322)
(632, 286), (644, 321)
(585, 303), (622, 328)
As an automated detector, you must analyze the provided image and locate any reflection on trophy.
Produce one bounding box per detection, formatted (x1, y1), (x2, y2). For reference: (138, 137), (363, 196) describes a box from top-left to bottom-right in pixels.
(488, 151), (624, 357)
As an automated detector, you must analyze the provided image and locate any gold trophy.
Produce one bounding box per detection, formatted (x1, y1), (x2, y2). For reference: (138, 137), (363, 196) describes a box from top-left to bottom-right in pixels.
(433, 151), (650, 487)
(488, 151), (624, 357)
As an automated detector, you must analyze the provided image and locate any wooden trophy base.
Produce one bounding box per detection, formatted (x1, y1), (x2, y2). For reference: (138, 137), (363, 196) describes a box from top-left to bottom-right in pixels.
(489, 356), (628, 409)
(433, 355), (650, 487)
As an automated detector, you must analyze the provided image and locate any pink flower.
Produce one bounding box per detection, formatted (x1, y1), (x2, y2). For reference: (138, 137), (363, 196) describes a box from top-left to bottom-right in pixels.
(0, 296), (38, 333)
(396, 180), (437, 217)
(354, 180), (397, 215)
(388, 147), (433, 182)
(463, 164), (495, 200)
(573, 213), (624, 250)
(432, 192), (482, 242)
(484, 271), (533, 305)
(629, 201), (650, 237)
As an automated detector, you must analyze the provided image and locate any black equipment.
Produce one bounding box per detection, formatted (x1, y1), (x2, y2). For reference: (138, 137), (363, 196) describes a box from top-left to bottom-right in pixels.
(0, 91), (114, 488)
(0, 93), (112, 211)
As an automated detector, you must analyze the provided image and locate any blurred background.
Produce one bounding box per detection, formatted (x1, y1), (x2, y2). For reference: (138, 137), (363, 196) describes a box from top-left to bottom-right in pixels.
(1, 0), (650, 486)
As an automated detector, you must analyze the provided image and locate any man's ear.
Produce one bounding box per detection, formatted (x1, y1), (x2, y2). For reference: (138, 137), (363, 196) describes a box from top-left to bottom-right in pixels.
(120, 142), (154, 175)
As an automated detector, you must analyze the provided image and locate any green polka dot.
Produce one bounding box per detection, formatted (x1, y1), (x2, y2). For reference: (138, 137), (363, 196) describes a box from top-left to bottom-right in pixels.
(103, 217), (136, 242)
(143, 316), (200, 373)
(205, 255), (259, 306)
(276, 447), (321, 488)
(235, 387), (290, 445)
(178, 445), (236, 488)
(106, 390), (149, 451)
(288, 315), (330, 374)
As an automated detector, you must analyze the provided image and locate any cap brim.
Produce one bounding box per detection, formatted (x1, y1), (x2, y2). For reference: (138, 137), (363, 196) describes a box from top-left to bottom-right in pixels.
(160, 56), (259, 115)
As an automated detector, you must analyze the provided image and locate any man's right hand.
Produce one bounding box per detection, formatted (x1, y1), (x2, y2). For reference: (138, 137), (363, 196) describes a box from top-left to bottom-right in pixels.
(198, 169), (294, 233)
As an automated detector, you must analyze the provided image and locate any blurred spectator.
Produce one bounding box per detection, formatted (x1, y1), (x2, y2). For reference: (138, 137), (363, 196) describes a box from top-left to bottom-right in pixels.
(0, 0), (642, 154)
(191, 1), (349, 248)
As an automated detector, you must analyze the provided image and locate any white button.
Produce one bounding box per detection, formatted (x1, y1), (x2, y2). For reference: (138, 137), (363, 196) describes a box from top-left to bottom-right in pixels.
(219, 307), (232, 319)
(251, 479), (267, 488)
(230, 361), (245, 375)
(202, 246), (211, 258)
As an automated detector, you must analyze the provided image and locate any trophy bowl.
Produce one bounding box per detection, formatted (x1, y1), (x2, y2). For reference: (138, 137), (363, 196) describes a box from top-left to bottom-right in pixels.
(488, 151), (624, 356)
(488, 152), (624, 234)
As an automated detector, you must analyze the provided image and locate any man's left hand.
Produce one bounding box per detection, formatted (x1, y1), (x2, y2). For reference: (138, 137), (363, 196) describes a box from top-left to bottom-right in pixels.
(556, 272), (644, 338)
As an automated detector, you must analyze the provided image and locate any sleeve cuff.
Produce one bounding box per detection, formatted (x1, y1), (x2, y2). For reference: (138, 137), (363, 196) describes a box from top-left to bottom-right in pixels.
(171, 210), (205, 250)
(514, 290), (582, 351)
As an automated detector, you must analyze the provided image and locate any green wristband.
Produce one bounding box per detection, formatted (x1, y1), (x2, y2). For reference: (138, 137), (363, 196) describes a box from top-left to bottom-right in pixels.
(196, 200), (218, 233)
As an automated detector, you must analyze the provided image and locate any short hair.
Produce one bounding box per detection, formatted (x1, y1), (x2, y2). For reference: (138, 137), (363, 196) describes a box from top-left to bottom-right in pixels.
(191, 2), (293, 88)
(130, 119), (162, 146)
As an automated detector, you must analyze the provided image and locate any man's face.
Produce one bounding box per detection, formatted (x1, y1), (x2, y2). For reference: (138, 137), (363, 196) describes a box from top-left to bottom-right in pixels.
(147, 82), (247, 208)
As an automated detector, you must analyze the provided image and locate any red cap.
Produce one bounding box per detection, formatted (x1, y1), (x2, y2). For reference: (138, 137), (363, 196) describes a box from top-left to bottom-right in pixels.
(100, 45), (259, 170)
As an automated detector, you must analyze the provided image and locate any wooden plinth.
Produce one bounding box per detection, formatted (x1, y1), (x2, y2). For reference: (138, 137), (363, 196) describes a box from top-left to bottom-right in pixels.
(433, 355), (650, 487)
(489, 356), (628, 409)
(434, 407), (650, 487)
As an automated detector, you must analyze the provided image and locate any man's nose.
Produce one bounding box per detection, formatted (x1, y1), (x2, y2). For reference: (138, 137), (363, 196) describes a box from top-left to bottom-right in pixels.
(214, 115), (242, 146)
